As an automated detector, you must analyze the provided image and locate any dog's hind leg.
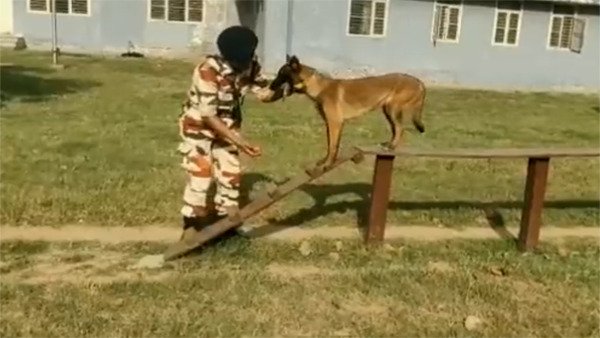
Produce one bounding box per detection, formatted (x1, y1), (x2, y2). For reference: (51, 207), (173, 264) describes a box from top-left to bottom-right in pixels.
(381, 105), (404, 149)
(406, 85), (426, 133)
(406, 102), (425, 134)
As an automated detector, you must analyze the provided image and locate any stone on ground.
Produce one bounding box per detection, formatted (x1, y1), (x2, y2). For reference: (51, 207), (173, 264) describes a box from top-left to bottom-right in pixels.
(131, 254), (165, 269)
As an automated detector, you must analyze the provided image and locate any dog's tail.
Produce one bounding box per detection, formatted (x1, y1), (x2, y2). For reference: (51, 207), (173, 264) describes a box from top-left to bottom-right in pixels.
(411, 82), (426, 133)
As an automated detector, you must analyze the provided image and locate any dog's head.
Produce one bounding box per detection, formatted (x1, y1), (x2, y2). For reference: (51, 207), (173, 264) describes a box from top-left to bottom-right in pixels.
(268, 54), (307, 94)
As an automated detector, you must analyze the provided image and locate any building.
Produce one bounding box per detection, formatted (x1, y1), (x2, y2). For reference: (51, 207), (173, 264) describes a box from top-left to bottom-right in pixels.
(1, 0), (14, 34)
(9, 0), (240, 56)
(7, 0), (600, 91)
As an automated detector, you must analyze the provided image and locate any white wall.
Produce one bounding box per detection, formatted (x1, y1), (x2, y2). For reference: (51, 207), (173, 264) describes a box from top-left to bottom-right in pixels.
(0, 0), (13, 33)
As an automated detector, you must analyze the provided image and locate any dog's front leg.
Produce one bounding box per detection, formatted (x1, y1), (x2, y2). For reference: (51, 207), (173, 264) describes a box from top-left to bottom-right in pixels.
(317, 107), (343, 169)
(315, 103), (330, 167)
(316, 124), (333, 167)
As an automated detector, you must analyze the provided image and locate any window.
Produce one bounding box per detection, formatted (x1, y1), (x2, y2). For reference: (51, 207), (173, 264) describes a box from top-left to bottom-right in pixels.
(29, 0), (48, 12)
(150, 0), (204, 23)
(28, 0), (89, 14)
(347, 0), (387, 37)
(432, 0), (462, 44)
(492, 1), (522, 46)
(548, 4), (585, 53)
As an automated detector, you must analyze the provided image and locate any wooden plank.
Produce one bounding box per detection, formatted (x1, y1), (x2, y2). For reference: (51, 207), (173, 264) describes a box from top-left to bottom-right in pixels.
(163, 149), (363, 261)
(356, 146), (600, 159)
(365, 154), (395, 244)
(518, 157), (550, 251)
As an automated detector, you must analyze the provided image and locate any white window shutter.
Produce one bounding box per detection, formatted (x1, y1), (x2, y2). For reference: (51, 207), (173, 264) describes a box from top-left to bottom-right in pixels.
(150, 0), (166, 20)
(71, 0), (87, 14)
(168, 0), (186, 22)
(569, 18), (585, 53)
(29, 0), (48, 12)
(432, 5), (442, 45)
(373, 1), (386, 35)
(188, 0), (203, 22)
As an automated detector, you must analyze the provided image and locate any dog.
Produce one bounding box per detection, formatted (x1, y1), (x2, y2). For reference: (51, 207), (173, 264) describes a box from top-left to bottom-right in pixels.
(269, 55), (427, 169)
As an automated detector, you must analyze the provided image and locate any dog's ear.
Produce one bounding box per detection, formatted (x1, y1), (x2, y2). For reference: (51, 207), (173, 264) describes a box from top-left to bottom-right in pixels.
(286, 54), (291, 62)
(289, 55), (300, 71)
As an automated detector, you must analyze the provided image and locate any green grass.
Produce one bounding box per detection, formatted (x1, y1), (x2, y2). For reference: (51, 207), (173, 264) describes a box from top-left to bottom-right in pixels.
(1, 238), (599, 337)
(1, 49), (599, 227)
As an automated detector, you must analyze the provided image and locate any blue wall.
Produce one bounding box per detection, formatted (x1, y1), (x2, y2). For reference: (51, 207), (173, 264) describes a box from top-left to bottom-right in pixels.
(260, 0), (289, 72)
(11, 0), (600, 90)
(279, 0), (600, 90)
(12, 0), (242, 53)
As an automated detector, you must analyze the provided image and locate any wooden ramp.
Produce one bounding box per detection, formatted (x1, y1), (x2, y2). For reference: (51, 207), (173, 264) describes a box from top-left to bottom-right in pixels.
(163, 150), (365, 261)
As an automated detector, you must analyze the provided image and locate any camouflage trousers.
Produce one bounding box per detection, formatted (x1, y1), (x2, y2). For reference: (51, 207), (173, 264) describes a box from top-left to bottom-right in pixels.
(178, 138), (241, 218)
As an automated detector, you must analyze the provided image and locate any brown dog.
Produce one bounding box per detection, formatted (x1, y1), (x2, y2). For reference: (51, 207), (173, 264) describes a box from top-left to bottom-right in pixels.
(269, 55), (427, 169)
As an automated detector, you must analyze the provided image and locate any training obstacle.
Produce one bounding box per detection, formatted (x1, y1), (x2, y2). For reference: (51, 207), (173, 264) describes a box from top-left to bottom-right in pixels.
(357, 146), (600, 252)
(163, 145), (598, 261)
(163, 150), (365, 261)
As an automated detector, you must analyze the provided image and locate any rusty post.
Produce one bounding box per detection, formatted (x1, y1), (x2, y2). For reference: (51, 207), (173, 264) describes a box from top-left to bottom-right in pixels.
(518, 157), (550, 252)
(365, 154), (395, 244)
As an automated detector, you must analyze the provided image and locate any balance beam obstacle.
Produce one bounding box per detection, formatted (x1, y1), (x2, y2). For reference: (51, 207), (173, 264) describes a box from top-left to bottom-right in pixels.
(357, 146), (600, 252)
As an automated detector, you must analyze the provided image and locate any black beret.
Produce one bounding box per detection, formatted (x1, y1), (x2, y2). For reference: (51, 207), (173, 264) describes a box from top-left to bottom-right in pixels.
(216, 26), (258, 71)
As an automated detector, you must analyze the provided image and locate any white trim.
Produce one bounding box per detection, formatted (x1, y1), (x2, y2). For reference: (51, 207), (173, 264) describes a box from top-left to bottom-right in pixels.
(26, 0), (91, 17)
(147, 0), (205, 24)
(491, 0), (523, 47)
(346, 0), (389, 38)
(382, 0), (390, 37)
(546, 3), (579, 51)
(430, 0), (463, 44)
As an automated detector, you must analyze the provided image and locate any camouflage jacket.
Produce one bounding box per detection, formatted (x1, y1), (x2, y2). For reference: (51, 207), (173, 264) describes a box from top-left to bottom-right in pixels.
(178, 54), (269, 144)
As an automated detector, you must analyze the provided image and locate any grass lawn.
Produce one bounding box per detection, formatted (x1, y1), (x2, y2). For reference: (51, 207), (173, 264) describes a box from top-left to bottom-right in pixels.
(1, 49), (599, 338)
(1, 237), (599, 337)
(1, 49), (599, 229)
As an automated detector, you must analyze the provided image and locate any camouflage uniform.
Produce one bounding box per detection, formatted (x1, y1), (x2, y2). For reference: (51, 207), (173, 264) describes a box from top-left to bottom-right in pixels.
(178, 54), (268, 218)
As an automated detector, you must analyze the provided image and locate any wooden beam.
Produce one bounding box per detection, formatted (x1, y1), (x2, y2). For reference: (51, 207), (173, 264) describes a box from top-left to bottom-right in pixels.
(163, 149), (364, 261)
(365, 154), (395, 244)
(518, 157), (550, 252)
(356, 146), (600, 159)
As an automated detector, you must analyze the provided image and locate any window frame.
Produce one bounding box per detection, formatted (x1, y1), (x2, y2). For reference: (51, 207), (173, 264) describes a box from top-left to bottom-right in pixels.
(546, 3), (582, 51)
(491, 0), (523, 47)
(346, 0), (389, 38)
(430, 0), (463, 44)
(147, 0), (206, 24)
(27, 0), (91, 17)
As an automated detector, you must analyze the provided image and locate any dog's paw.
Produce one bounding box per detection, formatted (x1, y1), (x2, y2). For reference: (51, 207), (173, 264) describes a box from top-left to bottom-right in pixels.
(305, 165), (324, 178)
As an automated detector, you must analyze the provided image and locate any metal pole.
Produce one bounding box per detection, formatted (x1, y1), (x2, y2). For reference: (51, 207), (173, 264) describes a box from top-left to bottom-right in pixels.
(51, 0), (58, 65)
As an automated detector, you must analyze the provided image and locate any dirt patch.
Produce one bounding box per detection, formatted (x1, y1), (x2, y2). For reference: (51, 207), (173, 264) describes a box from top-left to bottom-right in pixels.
(15, 269), (173, 285)
(0, 249), (172, 285)
(509, 279), (549, 301)
(266, 263), (333, 279)
(1, 224), (598, 243)
(334, 294), (390, 316)
(0, 225), (180, 243)
(426, 261), (456, 274)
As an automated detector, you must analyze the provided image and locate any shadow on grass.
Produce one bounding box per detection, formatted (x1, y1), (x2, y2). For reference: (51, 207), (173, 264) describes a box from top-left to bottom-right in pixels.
(0, 64), (101, 106)
(237, 178), (598, 241)
(183, 172), (598, 251)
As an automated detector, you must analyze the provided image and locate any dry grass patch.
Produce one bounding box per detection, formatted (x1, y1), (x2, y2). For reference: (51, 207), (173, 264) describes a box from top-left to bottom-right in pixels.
(0, 237), (598, 337)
